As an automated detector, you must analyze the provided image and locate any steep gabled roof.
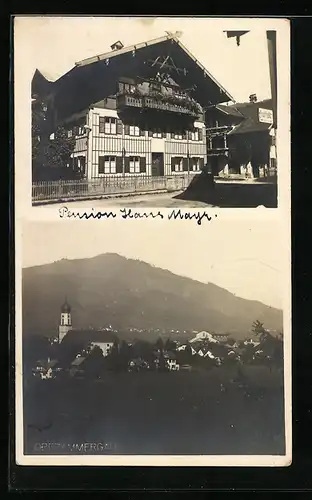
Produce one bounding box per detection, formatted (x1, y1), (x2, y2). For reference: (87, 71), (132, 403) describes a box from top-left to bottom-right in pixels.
(34, 32), (234, 108)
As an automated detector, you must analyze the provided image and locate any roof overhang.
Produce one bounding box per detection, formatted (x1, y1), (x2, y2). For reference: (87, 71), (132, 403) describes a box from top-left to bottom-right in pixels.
(50, 33), (234, 107)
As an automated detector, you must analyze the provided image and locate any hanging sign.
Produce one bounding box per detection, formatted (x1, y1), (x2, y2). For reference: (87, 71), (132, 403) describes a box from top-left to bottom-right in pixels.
(258, 108), (273, 124)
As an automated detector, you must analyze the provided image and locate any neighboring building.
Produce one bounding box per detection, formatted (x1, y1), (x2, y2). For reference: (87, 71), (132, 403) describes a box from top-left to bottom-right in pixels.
(31, 32), (234, 180)
(205, 95), (276, 179)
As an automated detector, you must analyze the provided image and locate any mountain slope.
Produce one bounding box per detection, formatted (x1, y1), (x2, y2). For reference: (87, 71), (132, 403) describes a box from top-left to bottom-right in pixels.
(22, 253), (283, 339)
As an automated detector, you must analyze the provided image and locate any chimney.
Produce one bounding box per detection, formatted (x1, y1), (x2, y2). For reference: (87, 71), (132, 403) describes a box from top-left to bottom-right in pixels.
(110, 41), (124, 51)
(249, 93), (257, 103)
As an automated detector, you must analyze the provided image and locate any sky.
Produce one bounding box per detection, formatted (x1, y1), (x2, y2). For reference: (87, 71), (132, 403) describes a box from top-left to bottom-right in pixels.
(21, 216), (283, 309)
(16, 16), (272, 103)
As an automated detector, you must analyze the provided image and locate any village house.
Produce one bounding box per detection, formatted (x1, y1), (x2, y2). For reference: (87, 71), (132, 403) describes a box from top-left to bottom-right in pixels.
(31, 32), (234, 182)
(205, 94), (276, 179)
(32, 358), (60, 380)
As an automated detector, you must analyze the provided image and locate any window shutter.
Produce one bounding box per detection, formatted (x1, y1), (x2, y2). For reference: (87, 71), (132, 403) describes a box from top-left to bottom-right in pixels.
(124, 124), (130, 135)
(99, 117), (105, 134)
(116, 156), (123, 174)
(171, 158), (175, 172)
(199, 158), (204, 170)
(198, 129), (203, 141)
(98, 157), (105, 174)
(183, 157), (189, 172)
(116, 119), (123, 135)
(124, 157), (130, 173)
(139, 157), (146, 173)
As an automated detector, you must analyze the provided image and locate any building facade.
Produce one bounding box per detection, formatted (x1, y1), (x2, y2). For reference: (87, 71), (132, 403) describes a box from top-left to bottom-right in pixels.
(205, 96), (277, 179)
(32, 33), (234, 182)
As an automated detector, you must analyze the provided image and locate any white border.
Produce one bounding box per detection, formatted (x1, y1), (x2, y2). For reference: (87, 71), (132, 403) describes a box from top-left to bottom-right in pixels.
(14, 16), (291, 467)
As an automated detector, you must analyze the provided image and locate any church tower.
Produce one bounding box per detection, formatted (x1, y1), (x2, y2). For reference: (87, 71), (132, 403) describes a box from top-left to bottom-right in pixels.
(59, 299), (72, 343)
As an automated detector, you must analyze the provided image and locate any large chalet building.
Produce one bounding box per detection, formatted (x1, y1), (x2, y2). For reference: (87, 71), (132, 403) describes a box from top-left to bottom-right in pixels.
(31, 32), (234, 181)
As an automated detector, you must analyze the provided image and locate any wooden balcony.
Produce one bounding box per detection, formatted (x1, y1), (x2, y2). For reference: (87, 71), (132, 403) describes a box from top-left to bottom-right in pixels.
(206, 125), (234, 136)
(117, 92), (200, 118)
(207, 147), (229, 157)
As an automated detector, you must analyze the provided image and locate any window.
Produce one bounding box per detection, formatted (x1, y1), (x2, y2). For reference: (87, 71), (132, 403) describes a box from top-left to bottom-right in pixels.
(152, 128), (162, 138)
(68, 129), (73, 138)
(172, 157), (183, 172)
(192, 157), (201, 171)
(173, 132), (183, 140)
(129, 125), (140, 136)
(99, 117), (117, 134)
(98, 156), (117, 174)
(129, 156), (140, 173)
(190, 129), (199, 141)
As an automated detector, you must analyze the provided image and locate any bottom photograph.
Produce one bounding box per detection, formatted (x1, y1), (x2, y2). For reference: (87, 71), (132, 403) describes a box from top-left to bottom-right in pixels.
(17, 216), (288, 463)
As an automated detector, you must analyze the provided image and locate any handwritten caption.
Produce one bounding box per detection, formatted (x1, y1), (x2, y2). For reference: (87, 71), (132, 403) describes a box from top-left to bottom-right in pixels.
(59, 207), (218, 226)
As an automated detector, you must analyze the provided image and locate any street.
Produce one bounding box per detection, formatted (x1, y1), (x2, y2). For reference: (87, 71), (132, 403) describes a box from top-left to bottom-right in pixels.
(37, 191), (214, 209)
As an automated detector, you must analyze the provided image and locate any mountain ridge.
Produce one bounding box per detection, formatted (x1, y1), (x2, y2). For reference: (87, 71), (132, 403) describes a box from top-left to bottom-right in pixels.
(22, 253), (282, 340)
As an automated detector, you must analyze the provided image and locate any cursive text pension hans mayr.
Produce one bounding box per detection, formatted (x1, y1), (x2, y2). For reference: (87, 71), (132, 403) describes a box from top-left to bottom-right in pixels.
(58, 207), (217, 226)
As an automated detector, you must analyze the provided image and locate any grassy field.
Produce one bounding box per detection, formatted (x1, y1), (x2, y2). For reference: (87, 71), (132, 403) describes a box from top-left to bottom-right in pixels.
(23, 366), (285, 456)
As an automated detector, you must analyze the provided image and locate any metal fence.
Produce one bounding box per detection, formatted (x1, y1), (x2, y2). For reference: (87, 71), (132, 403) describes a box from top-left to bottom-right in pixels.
(32, 173), (197, 203)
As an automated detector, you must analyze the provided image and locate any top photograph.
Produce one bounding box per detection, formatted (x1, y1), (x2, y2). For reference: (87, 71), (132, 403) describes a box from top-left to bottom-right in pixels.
(29, 17), (281, 209)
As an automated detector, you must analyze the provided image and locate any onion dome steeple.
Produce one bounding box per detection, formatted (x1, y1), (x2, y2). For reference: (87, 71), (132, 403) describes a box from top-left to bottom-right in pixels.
(61, 298), (71, 314)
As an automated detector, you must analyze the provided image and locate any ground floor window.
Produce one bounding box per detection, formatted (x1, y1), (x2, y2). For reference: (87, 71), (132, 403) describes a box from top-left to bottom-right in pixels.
(98, 155), (117, 174)
(191, 157), (201, 171)
(129, 156), (140, 173)
(171, 157), (184, 172)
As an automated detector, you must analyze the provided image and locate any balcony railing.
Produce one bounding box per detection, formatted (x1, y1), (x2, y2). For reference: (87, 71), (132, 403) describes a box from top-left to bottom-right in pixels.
(206, 125), (234, 135)
(117, 92), (200, 117)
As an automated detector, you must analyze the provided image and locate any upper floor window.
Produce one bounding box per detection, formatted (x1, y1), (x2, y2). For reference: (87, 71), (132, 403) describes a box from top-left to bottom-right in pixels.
(174, 132), (183, 140)
(153, 128), (162, 138)
(190, 129), (199, 141)
(99, 116), (116, 134)
(119, 82), (136, 94)
(129, 125), (140, 136)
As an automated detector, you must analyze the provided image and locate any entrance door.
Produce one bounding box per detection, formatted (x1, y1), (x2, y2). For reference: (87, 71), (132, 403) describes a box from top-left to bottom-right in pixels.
(151, 153), (164, 176)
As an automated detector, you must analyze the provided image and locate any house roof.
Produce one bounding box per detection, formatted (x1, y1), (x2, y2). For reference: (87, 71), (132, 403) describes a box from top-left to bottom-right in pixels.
(33, 32), (234, 109)
(228, 116), (272, 135)
(71, 356), (86, 366)
(215, 104), (245, 119)
(227, 98), (273, 135)
(36, 359), (59, 369)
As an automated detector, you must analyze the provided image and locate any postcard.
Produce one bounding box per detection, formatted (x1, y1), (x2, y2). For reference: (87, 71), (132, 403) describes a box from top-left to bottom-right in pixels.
(13, 16), (291, 467)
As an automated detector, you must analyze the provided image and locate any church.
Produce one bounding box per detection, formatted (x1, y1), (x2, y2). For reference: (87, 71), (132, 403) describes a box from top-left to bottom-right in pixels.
(58, 299), (116, 357)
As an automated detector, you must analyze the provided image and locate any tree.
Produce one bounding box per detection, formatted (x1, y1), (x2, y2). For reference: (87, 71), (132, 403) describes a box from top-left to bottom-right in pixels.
(252, 320), (270, 342)
(154, 337), (164, 352)
(32, 99), (77, 180)
(164, 338), (176, 351)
